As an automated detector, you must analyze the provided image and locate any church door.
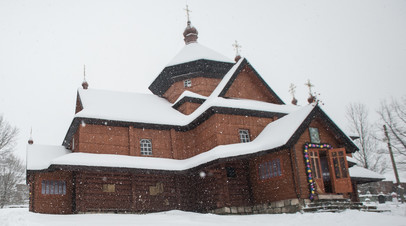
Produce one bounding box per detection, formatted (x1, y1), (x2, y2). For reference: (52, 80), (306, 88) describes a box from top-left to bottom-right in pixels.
(309, 149), (325, 193)
(328, 148), (352, 193)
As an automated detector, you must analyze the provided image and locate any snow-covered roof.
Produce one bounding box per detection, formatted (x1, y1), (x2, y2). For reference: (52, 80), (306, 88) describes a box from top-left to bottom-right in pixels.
(346, 156), (357, 166)
(349, 165), (385, 183)
(77, 89), (185, 125)
(37, 104), (315, 171)
(172, 90), (207, 107)
(167, 42), (233, 66)
(76, 88), (298, 126)
(26, 144), (71, 170)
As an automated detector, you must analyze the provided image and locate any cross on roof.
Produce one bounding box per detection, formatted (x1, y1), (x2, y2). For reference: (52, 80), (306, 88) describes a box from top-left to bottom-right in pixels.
(305, 79), (314, 94)
(184, 5), (191, 22)
(289, 83), (296, 98)
(83, 64), (87, 82)
(232, 40), (242, 56)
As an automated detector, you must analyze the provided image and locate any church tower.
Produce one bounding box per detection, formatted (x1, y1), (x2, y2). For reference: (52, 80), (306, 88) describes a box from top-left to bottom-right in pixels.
(148, 6), (234, 104)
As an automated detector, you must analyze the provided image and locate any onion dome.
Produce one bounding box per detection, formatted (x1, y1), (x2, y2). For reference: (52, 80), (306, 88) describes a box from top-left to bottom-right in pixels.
(307, 95), (315, 104)
(82, 80), (89, 90)
(291, 97), (298, 105)
(183, 21), (198, 45)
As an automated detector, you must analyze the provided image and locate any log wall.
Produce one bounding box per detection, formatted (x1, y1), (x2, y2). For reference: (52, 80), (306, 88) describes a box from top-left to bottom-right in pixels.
(249, 149), (297, 204)
(163, 77), (221, 103)
(30, 171), (73, 214)
(224, 65), (280, 104)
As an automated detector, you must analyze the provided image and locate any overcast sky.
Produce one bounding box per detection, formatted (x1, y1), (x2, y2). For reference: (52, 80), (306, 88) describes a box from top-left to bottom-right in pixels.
(1, 0), (405, 162)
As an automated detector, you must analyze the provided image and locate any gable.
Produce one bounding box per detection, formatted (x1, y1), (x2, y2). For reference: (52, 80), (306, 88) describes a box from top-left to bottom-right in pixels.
(75, 91), (83, 114)
(286, 106), (358, 153)
(218, 59), (284, 104)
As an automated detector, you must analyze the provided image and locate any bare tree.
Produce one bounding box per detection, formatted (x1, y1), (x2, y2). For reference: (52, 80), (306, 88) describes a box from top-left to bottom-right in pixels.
(0, 115), (25, 208)
(0, 154), (25, 208)
(378, 97), (406, 170)
(0, 116), (18, 157)
(346, 103), (387, 173)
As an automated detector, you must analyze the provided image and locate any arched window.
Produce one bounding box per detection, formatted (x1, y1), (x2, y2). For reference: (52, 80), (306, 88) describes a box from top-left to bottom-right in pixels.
(140, 139), (152, 155)
(239, 129), (250, 143)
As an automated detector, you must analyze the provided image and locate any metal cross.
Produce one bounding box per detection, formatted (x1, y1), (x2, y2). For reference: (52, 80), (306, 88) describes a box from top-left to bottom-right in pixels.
(184, 5), (191, 22)
(305, 79), (314, 94)
(232, 40), (242, 56)
(289, 83), (296, 98)
(83, 64), (87, 81)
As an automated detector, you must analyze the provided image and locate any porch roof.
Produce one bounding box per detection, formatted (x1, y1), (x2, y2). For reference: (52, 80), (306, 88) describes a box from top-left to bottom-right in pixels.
(349, 165), (385, 184)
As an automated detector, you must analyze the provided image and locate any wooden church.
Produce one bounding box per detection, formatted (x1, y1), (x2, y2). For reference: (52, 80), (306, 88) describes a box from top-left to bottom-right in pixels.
(26, 15), (383, 214)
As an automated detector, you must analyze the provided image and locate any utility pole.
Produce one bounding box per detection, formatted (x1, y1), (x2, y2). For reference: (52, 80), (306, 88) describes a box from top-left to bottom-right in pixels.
(383, 125), (405, 203)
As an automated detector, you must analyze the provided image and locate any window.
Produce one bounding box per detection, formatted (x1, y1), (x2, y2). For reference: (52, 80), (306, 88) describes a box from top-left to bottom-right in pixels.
(140, 139), (152, 155)
(41, 180), (66, 195)
(310, 151), (321, 179)
(184, 79), (192, 87)
(226, 166), (237, 178)
(331, 151), (348, 179)
(239, 129), (250, 143)
(309, 127), (321, 143)
(258, 159), (282, 180)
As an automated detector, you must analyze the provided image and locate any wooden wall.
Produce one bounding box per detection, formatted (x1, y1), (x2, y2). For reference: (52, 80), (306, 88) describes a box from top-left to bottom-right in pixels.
(172, 114), (274, 159)
(77, 125), (130, 155)
(163, 77), (221, 103)
(74, 114), (274, 160)
(66, 159), (254, 213)
(249, 149), (297, 204)
(75, 172), (133, 212)
(176, 102), (202, 115)
(224, 65), (280, 104)
(31, 171), (73, 214)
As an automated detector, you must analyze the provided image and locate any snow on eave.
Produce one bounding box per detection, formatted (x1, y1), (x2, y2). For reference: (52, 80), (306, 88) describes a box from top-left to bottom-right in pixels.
(26, 144), (71, 170)
(346, 156), (357, 165)
(210, 57), (245, 98)
(52, 105), (315, 172)
(75, 86), (299, 127)
(172, 90), (207, 107)
(166, 42), (233, 67)
(349, 165), (385, 180)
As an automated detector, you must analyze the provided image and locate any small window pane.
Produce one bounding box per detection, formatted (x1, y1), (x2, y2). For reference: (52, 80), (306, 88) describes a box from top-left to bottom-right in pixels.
(340, 157), (348, 178)
(333, 157), (341, 179)
(315, 159), (321, 179)
(309, 127), (321, 143)
(226, 167), (237, 178)
(41, 181), (46, 194)
(62, 181), (66, 195)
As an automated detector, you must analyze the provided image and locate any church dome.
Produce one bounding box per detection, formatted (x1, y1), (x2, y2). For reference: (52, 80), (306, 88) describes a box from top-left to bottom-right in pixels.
(183, 21), (198, 44)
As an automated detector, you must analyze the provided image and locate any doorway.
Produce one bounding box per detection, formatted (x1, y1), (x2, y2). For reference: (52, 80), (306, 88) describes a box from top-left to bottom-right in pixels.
(318, 151), (333, 193)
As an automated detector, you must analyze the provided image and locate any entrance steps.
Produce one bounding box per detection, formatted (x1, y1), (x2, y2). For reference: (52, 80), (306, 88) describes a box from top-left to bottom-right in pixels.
(302, 198), (380, 213)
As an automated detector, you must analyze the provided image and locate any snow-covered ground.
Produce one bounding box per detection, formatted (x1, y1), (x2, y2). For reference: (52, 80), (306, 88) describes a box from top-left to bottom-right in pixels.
(1, 203), (405, 226)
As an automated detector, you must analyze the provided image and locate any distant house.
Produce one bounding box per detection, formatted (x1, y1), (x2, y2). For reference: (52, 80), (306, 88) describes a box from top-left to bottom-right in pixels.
(26, 18), (383, 214)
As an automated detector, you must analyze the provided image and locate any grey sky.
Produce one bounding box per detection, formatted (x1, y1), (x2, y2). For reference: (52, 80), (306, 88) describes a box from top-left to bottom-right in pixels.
(0, 0), (405, 160)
